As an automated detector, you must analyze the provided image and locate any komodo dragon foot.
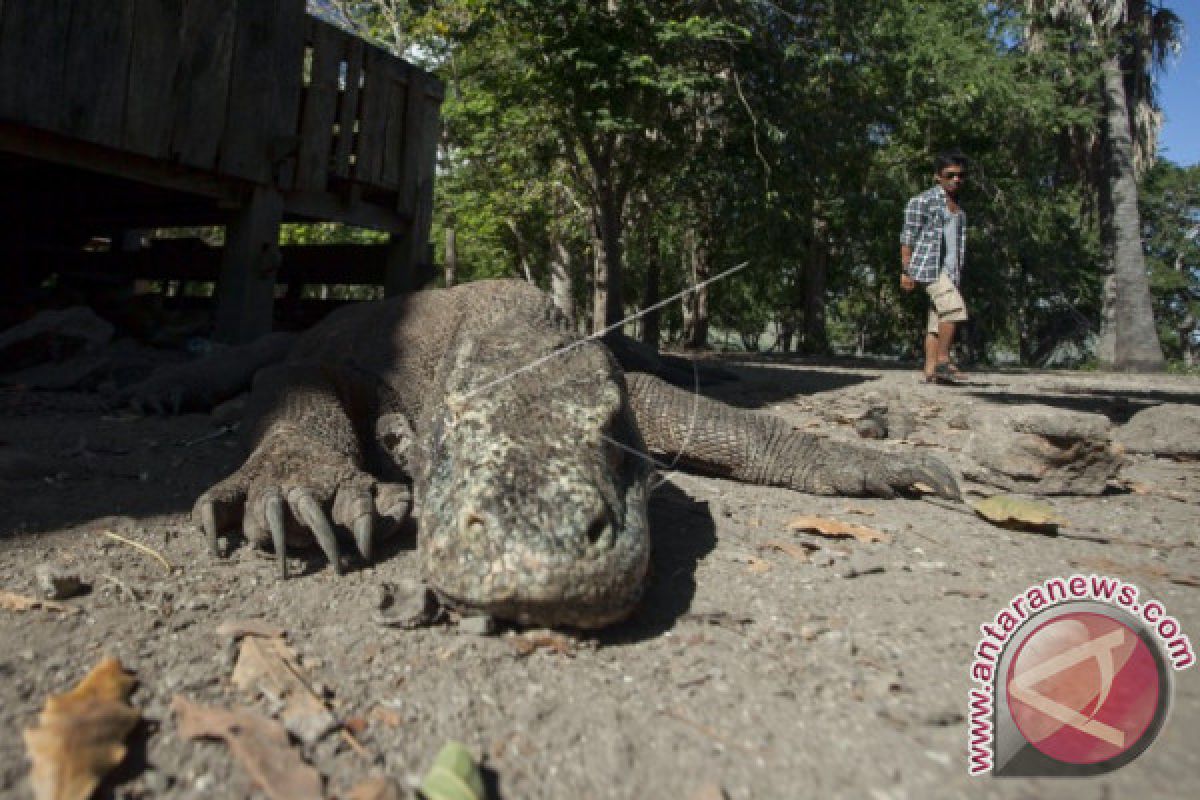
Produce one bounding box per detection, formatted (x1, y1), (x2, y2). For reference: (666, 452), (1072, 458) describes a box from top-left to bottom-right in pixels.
(194, 426), (411, 577)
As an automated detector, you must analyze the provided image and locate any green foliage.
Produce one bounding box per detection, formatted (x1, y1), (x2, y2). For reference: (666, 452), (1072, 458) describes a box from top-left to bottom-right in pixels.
(319, 0), (1178, 365)
(1140, 160), (1200, 359)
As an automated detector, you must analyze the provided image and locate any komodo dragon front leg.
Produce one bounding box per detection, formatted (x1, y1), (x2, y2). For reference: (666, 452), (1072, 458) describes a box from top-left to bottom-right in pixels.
(194, 362), (412, 576)
(627, 373), (961, 499)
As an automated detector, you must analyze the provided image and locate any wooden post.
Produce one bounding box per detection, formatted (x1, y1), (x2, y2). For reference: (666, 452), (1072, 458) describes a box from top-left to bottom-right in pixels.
(214, 186), (283, 344)
(384, 176), (433, 297)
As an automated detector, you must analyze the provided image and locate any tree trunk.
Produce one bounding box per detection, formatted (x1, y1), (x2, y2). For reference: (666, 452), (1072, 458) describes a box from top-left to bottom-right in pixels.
(592, 190), (624, 333)
(591, 235), (607, 336)
(681, 226), (710, 349)
(507, 220), (534, 284)
(1100, 54), (1165, 371)
(641, 254), (661, 348)
(802, 215), (830, 354)
(444, 226), (457, 287)
(549, 237), (575, 328)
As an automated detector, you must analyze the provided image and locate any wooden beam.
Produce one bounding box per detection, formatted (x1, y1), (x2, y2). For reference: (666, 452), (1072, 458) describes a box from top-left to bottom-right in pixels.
(294, 18), (342, 192)
(213, 186), (283, 344)
(283, 188), (411, 233)
(0, 121), (247, 203)
(170, 1), (236, 171)
(35, 242), (390, 285)
(123, 0), (184, 159)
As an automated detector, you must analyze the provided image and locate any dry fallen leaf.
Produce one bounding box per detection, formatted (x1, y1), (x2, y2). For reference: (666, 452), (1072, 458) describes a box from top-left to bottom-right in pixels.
(972, 495), (1066, 532)
(346, 775), (403, 800)
(172, 695), (322, 800)
(910, 482), (936, 494)
(1, 589), (81, 615)
(841, 505), (876, 517)
(232, 635), (337, 745)
(508, 630), (578, 658)
(689, 782), (730, 800)
(744, 556), (772, 574)
(24, 657), (140, 800)
(758, 539), (816, 563)
(215, 619), (287, 640)
(369, 705), (403, 728)
(787, 515), (891, 544)
(1120, 480), (1192, 503)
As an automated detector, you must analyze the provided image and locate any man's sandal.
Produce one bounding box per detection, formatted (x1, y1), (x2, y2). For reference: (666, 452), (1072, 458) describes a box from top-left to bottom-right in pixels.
(926, 363), (965, 385)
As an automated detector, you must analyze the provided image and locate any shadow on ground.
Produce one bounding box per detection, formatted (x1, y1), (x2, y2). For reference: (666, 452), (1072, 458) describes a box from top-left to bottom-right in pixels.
(598, 479), (717, 645)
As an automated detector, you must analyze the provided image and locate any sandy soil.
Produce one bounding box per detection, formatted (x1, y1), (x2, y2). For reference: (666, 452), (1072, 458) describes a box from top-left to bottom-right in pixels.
(1, 359), (1197, 799)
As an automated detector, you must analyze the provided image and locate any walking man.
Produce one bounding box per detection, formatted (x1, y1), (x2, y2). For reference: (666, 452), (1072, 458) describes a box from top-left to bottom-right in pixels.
(900, 152), (968, 383)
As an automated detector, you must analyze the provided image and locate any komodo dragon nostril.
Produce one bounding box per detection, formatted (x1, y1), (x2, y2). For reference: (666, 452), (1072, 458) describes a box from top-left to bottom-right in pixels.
(585, 514), (613, 551)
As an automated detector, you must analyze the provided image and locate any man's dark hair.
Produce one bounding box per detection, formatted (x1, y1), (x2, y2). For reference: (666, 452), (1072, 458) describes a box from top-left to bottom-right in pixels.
(935, 151), (968, 174)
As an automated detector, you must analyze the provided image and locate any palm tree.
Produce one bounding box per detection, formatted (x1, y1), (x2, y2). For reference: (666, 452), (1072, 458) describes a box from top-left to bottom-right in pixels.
(1025, 0), (1182, 370)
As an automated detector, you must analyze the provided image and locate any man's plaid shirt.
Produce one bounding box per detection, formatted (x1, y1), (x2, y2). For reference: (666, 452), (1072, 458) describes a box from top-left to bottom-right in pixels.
(901, 186), (965, 284)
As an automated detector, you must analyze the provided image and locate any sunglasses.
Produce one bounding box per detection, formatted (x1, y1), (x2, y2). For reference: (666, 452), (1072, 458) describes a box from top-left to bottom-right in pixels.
(941, 171), (966, 179)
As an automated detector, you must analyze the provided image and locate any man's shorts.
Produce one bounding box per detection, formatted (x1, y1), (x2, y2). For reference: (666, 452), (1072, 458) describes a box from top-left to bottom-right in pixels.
(924, 272), (968, 335)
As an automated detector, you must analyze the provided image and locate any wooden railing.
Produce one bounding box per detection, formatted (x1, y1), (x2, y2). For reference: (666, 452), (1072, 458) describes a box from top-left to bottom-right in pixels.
(0, 0), (442, 210)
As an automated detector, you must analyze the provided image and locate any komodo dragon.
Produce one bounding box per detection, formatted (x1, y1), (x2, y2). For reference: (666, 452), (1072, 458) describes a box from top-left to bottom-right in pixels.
(126, 279), (959, 628)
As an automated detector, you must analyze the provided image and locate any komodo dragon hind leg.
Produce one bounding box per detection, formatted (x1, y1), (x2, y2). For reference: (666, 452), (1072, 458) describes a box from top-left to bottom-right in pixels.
(626, 372), (961, 499)
(194, 362), (412, 577)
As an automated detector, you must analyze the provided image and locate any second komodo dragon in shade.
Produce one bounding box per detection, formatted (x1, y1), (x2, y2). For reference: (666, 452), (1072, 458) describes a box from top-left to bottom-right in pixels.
(126, 280), (960, 628)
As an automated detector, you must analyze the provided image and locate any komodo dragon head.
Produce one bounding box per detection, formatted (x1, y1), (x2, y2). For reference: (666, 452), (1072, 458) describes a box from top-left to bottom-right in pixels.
(413, 322), (651, 628)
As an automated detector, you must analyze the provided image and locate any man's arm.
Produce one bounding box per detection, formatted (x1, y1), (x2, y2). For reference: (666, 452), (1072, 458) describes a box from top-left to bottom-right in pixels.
(899, 194), (923, 291)
(900, 244), (915, 291)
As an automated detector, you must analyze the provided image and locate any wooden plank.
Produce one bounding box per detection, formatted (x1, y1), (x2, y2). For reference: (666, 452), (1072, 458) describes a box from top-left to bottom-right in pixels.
(397, 71), (441, 217)
(170, 1), (236, 171)
(283, 188), (410, 233)
(0, 121), (245, 205)
(294, 19), (342, 191)
(0, 0), (73, 130)
(123, 0), (184, 158)
(214, 185), (283, 343)
(41, 242), (391, 284)
(63, 0), (137, 147)
(331, 38), (364, 179)
(353, 47), (390, 188)
(219, 0), (306, 184)
(380, 61), (410, 189)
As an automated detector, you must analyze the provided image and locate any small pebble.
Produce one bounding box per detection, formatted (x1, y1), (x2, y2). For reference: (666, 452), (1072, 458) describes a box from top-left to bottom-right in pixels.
(458, 615), (496, 636)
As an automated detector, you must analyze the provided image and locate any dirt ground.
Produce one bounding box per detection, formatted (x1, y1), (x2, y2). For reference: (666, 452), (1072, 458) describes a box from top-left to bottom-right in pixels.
(1, 358), (1197, 799)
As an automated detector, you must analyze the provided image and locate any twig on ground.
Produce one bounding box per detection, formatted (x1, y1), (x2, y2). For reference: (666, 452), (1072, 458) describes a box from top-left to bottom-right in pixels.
(101, 530), (174, 572)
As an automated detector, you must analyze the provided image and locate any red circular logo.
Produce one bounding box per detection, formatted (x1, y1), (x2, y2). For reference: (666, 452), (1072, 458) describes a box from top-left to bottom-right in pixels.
(1006, 611), (1161, 765)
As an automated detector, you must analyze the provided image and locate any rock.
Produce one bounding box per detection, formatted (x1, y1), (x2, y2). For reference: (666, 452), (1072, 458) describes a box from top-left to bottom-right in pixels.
(35, 566), (88, 600)
(2, 353), (112, 390)
(0, 307), (114, 373)
(1116, 403), (1200, 458)
(375, 582), (442, 629)
(886, 410), (917, 440)
(962, 404), (1121, 495)
(855, 406), (889, 439)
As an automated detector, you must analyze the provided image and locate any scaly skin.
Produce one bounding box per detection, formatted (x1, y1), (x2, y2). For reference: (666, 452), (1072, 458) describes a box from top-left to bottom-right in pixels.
(129, 280), (960, 628)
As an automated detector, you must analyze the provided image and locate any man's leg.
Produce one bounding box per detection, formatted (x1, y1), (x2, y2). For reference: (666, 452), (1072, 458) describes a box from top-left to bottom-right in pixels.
(937, 320), (957, 365)
(924, 331), (939, 379)
(923, 306), (939, 379)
